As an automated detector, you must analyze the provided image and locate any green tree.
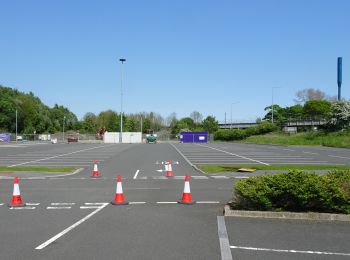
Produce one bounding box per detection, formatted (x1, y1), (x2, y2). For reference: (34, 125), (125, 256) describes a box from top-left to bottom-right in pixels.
(202, 116), (219, 133)
(97, 110), (119, 131)
(125, 116), (138, 132)
(284, 105), (304, 121)
(263, 104), (285, 124)
(303, 100), (331, 120)
(82, 112), (98, 133)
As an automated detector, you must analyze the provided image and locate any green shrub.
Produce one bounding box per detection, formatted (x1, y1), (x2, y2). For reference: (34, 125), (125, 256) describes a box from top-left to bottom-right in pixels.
(231, 170), (350, 214)
(215, 122), (277, 141)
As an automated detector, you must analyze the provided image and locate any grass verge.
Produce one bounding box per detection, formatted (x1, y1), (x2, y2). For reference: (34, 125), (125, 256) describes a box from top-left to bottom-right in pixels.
(240, 131), (350, 148)
(198, 164), (350, 174)
(0, 167), (77, 172)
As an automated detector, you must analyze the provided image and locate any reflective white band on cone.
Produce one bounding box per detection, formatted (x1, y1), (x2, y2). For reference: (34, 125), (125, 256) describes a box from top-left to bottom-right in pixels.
(13, 184), (21, 196)
(116, 182), (123, 194)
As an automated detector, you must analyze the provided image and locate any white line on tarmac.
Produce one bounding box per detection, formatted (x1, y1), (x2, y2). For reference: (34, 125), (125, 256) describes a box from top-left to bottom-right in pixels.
(47, 207), (72, 209)
(0, 203), (4, 206)
(217, 216), (233, 260)
(328, 155), (350, 160)
(197, 201), (220, 204)
(125, 187), (161, 190)
(133, 169), (140, 179)
(36, 203), (109, 250)
(51, 203), (75, 206)
(230, 245), (350, 256)
(302, 151), (319, 155)
(10, 206), (36, 210)
(129, 202), (147, 204)
(84, 203), (106, 205)
(8, 144), (113, 167)
(156, 202), (178, 204)
(44, 168), (84, 178)
(26, 203), (40, 206)
(80, 206), (101, 209)
(283, 149), (296, 151)
(197, 144), (270, 166)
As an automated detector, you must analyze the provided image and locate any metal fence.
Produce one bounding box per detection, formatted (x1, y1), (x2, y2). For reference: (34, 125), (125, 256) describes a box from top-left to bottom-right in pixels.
(5, 133), (101, 143)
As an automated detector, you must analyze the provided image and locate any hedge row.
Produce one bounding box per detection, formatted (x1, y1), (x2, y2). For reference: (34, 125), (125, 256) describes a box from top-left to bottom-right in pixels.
(214, 122), (277, 141)
(231, 170), (350, 214)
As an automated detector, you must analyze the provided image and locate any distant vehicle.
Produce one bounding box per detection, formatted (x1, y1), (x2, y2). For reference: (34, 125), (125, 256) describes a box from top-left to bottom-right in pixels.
(146, 130), (157, 144)
(67, 137), (78, 143)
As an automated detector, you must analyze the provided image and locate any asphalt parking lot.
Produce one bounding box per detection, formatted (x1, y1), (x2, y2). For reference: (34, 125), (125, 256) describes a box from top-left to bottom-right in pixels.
(0, 142), (349, 259)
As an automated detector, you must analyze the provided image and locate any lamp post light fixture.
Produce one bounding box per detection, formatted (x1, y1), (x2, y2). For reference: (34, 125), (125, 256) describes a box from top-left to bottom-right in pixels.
(230, 102), (239, 129)
(271, 87), (281, 124)
(119, 58), (126, 143)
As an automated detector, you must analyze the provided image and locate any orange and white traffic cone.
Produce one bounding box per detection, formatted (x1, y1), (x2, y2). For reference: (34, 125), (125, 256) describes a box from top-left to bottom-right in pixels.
(178, 174), (195, 205)
(91, 160), (100, 178)
(111, 176), (128, 205)
(8, 176), (25, 207)
(166, 160), (174, 177)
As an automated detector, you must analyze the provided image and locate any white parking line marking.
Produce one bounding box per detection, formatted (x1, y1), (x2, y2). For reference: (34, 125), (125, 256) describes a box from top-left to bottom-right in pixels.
(197, 201), (220, 204)
(47, 207), (72, 209)
(153, 176), (167, 179)
(283, 149), (296, 151)
(26, 203), (40, 206)
(36, 203), (109, 250)
(10, 206), (36, 210)
(197, 144), (270, 165)
(133, 170), (140, 179)
(9, 144), (113, 167)
(51, 203), (75, 206)
(328, 155), (350, 160)
(129, 202), (147, 204)
(156, 202), (178, 204)
(192, 176), (209, 179)
(217, 216), (233, 260)
(0, 203), (4, 206)
(84, 202), (107, 205)
(302, 151), (319, 155)
(212, 176), (229, 179)
(174, 176), (185, 179)
(230, 246), (350, 256)
(80, 206), (101, 209)
(125, 187), (161, 190)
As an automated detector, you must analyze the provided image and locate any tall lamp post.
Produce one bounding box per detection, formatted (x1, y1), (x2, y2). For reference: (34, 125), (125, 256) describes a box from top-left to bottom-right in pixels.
(62, 116), (66, 141)
(15, 109), (18, 143)
(271, 87), (281, 124)
(230, 102), (239, 129)
(119, 58), (126, 143)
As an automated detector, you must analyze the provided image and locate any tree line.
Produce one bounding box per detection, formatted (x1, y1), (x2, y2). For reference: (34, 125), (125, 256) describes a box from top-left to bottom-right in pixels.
(0, 85), (218, 135)
(1, 86), (349, 135)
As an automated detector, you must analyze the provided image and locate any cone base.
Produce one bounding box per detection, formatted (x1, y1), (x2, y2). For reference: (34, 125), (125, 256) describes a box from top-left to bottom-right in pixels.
(111, 201), (129, 206)
(177, 200), (196, 205)
(8, 203), (26, 207)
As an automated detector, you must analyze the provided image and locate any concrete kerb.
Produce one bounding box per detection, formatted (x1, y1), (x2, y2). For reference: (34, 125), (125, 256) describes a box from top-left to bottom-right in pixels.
(224, 205), (350, 222)
(0, 168), (84, 179)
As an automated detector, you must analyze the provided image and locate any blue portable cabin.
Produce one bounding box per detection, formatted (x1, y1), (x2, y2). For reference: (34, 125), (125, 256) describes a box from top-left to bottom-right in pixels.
(179, 132), (208, 143)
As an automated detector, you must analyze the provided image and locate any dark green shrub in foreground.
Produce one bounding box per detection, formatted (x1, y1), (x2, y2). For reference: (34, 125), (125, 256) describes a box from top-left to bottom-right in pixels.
(231, 170), (350, 214)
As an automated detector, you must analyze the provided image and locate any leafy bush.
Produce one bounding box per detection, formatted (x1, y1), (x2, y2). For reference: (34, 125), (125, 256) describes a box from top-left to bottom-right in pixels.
(214, 129), (247, 141)
(231, 170), (350, 214)
(215, 122), (277, 141)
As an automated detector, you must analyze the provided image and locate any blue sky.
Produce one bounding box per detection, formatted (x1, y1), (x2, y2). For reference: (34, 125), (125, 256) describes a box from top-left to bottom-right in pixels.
(1, 0), (349, 122)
